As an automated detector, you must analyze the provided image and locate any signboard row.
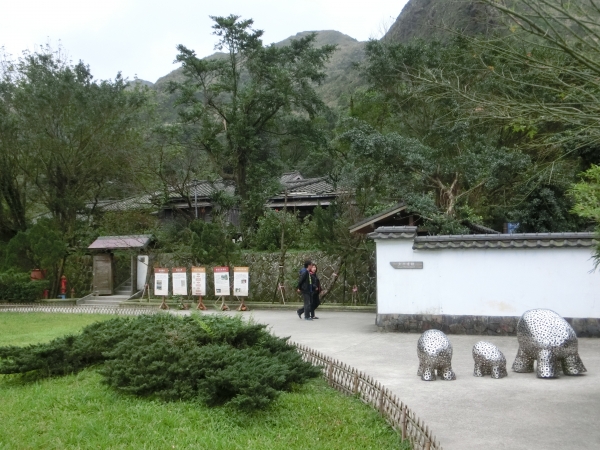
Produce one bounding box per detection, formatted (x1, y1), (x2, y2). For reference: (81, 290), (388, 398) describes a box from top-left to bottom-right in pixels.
(154, 267), (249, 297)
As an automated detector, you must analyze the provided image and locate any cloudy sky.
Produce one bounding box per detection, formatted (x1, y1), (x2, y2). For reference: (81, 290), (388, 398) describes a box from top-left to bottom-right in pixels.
(1, 0), (409, 83)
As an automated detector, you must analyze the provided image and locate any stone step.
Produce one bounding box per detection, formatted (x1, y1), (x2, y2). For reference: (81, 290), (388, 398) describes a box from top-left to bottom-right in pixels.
(81, 301), (125, 306)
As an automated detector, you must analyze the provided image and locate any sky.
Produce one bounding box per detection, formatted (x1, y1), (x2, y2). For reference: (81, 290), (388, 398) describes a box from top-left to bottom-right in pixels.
(0, 0), (409, 84)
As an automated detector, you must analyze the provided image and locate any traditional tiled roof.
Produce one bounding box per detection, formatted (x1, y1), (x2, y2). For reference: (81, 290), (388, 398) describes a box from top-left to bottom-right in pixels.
(349, 203), (407, 234)
(368, 226), (418, 240)
(280, 177), (337, 195)
(88, 235), (153, 250)
(267, 174), (343, 208)
(413, 233), (597, 249)
(98, 195), (153, 212)
(280, 171), (304, 183)
(368, 226), (597, 249)
(96, 180), (234, 212)
(99, 173), (339, 213)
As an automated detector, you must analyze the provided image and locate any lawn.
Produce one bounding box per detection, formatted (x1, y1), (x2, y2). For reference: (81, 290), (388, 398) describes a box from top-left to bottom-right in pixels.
(0, 313), (408, 450)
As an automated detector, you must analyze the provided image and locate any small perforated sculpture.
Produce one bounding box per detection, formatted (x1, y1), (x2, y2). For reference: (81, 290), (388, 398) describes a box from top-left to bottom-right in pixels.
(472, 341), (507, 379)
(417, 329), (456, 381)
(513, 309), (587, 378)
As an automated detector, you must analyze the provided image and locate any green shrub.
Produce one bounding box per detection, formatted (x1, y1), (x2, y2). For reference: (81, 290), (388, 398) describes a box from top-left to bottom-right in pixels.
(0, 314), (320, 411)
(0, 271), (49, 302)
(0, 317), (132, 374)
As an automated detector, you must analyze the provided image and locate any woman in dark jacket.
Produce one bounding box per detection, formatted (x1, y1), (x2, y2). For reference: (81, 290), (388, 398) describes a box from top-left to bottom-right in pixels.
(310, 264), (321, 319)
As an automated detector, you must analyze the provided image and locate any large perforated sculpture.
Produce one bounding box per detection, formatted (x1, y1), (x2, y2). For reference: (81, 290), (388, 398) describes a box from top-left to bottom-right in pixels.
(512, 309), (587, 378)
(417, 329), (456, 381)
(472, 341), (507, 379)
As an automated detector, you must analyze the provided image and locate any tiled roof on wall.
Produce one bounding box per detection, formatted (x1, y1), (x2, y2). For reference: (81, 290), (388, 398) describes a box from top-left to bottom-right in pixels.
(368, 227), (597, 249)
(368, 226), (418, 239)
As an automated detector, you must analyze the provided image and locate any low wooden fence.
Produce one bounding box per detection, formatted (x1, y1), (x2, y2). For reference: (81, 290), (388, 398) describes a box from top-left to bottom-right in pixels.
(0, 304), (159, 315)
(293, 342), (443, 450)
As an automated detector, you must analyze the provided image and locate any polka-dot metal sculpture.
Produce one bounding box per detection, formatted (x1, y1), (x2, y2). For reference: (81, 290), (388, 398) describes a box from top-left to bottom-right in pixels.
(417, 329), (456, 381)
(472, 341), (507, 379)
(512, 309), (587, 378)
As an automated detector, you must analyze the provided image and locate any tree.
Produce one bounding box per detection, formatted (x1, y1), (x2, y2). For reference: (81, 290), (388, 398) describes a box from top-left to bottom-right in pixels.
(170, 15), (336, 229)
(403, 0), (600, 153)
(569, 164), (600, 263)
(0, 46), (151, 293)
(336, 38), (542, 233)
(1, 46), (150, 238)
(0, 67), (27, 239)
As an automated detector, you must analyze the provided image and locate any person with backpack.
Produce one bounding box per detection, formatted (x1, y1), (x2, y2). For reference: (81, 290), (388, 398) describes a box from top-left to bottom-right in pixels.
(296, 260), (313, 320)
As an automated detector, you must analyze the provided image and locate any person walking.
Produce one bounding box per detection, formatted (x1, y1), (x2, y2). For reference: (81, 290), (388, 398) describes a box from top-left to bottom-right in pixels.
(296, 260), (313, 320)
(310, 264), (321, 319)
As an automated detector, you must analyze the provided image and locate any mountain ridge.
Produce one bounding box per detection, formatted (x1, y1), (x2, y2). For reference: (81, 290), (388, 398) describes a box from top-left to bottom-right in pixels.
(137, 1), (496, 110)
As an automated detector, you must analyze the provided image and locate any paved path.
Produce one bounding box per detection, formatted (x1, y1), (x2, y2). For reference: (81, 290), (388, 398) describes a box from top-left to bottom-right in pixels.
(216, 310), (600, 450)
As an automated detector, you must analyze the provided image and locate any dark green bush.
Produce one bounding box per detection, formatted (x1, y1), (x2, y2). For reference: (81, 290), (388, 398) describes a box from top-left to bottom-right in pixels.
(0, 314), (320, 411)
(0, 271), (49, 302)
(0, 317), (133, 375)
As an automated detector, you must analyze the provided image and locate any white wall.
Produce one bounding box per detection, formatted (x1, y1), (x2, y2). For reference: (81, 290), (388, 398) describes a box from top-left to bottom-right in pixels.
(376, 239), (600, 318)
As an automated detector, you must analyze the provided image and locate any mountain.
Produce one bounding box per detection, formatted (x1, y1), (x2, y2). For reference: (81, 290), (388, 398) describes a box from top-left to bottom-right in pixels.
(275, 31), (366, 108)
(152, 30), (365, 110)
(384, 0), (500, 43)
(147, 1), (500, 113)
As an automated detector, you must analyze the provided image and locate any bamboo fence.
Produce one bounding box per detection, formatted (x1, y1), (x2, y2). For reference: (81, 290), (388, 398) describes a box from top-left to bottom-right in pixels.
(293, 342), (443, 450)
(0, 304), (159, 315)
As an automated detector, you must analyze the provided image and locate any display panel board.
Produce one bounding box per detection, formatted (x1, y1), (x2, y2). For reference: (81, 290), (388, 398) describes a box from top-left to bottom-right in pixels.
(233, 267), (249, 297)
(154, 268), (169, 296)
(191, 267), (206, 296)
(172, 267), (188, 295)
(213, 266), (230, 296)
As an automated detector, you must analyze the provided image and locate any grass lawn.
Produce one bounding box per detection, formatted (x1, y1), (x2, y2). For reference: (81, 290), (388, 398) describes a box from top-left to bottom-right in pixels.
(0, 313), (409, 450)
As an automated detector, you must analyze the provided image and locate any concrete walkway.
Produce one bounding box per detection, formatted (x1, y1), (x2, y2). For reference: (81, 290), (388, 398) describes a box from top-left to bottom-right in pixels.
(217, 310), (600, 450)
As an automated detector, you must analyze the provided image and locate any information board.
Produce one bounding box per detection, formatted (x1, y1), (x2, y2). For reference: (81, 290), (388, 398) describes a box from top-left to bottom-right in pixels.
(172, 267), (188, 295)
(154, 268), (169, 296)
(233, 267), (249, 297)
(191, 267), (206, 296)
(213, 266), (230, 296)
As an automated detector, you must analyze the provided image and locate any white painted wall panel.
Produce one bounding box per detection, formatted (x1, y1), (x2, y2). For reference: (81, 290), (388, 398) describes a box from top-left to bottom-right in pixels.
(375, 239), (600, 318)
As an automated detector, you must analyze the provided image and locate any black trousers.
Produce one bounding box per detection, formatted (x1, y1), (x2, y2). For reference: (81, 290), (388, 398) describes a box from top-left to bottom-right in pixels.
(297, 292), (312, 318)
(311, 295), (320, 317)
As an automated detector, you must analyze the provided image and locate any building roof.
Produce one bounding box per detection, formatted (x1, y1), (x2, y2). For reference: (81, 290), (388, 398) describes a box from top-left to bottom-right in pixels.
(265, 199), (334, 208)
(349, 203), (407, 234)
(95, 180), (235, 213)
(280, 171), (304, 183)
(266, 173), (345, 208)
(368, 226), (597, 249)
(97, 173), (341, 213)
(88, 235), (153, 250)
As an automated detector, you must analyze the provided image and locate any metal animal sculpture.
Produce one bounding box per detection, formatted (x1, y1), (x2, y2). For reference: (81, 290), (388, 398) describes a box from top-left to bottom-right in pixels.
(512, 309), (586, 378)
(472, 341), (507, 379)
(417, 329), (456, 381)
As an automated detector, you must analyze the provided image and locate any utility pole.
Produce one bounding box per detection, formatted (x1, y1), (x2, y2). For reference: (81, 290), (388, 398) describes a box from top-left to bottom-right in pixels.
(193, 179), (198, 219)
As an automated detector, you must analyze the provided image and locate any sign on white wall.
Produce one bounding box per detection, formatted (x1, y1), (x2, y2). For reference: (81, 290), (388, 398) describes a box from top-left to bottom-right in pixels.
(172, 267), (188, 295)
(213, 266), (230, 296)
(233, 267), (249, 297)
(154, 268), (169, 296)
(191, 267), (206, 296)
